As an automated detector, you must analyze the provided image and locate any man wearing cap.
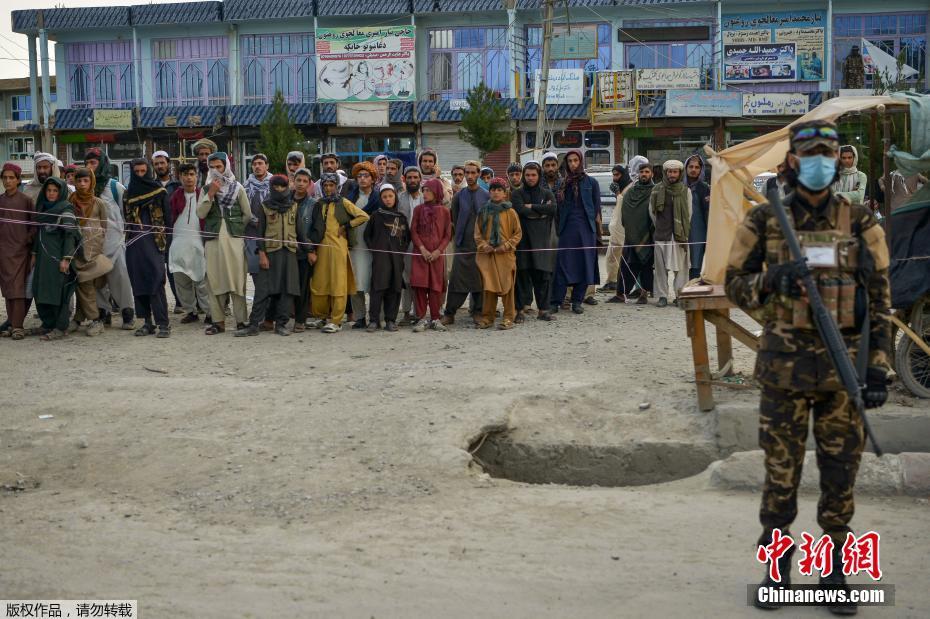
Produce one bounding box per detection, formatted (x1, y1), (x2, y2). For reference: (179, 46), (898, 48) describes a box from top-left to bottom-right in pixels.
(442, 160), (487, 325)
(726, 119), (892, 614)
(191, 138), (218, 187)
(398, 165), (425, 324)
(540, 152), (562, 195)
(152, 150), (183, 313)
(23, 151), (57, 202)
(479, 166), (494, 191)
(310, 153), (345, 198)
(649, 159), (691, 307)
(285, 151), (306, 188)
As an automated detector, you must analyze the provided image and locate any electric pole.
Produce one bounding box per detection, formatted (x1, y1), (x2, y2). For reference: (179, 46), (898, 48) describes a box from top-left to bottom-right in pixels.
(534, 0), (555, 155)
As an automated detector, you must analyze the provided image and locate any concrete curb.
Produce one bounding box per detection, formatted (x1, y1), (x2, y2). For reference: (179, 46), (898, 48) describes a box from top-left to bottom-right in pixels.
(708, 450), (930, 496)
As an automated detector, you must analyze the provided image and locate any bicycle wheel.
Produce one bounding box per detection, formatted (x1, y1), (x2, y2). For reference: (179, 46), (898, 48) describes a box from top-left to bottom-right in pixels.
(895, 298), (930, 398)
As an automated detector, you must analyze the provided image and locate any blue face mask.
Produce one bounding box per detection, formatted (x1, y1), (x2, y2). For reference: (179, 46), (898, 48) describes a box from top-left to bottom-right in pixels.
(797, 155), (837, 191)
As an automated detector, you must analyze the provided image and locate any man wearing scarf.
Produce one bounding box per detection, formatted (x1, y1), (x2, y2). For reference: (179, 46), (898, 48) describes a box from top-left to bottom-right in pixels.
(479, 166), (493, 191)
(69, 167), (112, 336)
(152, 150), (183, 313)
(550, 149), (601, 315)
(292, 168), (317, 331)
(832, 144), (868, 205)
(169, 163), (211, 325)
(243, 152), (274, 320)
(0, 163), (35, 339)
(541, 152), (562, 195)
(197, 152), (251, 334)
(512, 161), (556, 322)
(409, 177), (452, 332)
(384, 158), (404, 193)
(306, 172), (369, 333)
(373, 155), (388, 187)
(441, 160), (487, 326)
(611, 158), (654, 304)
(475, 177), (522, 330)
(398, 166), (425, 323)
(417, 148), (452, 206)
(31, 177), (81, 340)
(191, 138), (218, 187)
(124, 158), (172, 337)
(601, 162), (634, 295)
(23, 151), (57, 202)
(285, 151), (306, 189)
(84, 147), (135, 329)
(649, 160), (691, 307)
(236, 175), (300, 337)
(685, 154), (711, 280)
(363, 183), (409, 332)
(450, 165), (466, 195)
(310, 153), (346, 198)
(341, 160), (382, 328)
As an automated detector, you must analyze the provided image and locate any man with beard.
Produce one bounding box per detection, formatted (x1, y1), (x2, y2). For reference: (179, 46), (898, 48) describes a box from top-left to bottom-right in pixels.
(450, 165), (466, 195)
(23, 151), (56, 202)
(310, 153), (346, 198)
(601, 162), (635, 295)
(442, 160), (487, 326)
(191, 138), (218, 187)
(649, 160), (691, 307)
(541, 152), (562, 195)
(243, 153), (274, 322)
(84, 148), (135, 329)
(68, 167), (111, 337)
(685, 154), (711, 280)
(152, 150), (183, 312)
(197, 153), (252, 335)
(124, 159), (172, 338)
(236, 175), (300, 337)
(398, 166), (425, 324)
(609, 159), (654, 304)
(384, 158), (405, 192)
(512, 161), (557, 322)
(0, 163), (35, 340)
(417, 148), (452, 206)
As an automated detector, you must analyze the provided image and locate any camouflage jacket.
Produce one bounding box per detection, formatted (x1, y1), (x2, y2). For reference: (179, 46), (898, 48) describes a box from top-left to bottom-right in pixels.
(725, 191), (892, 391)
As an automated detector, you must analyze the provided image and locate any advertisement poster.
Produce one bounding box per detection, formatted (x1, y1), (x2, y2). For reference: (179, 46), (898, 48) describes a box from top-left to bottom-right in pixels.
(533, 69), (585, 105)
(595, 70), (634, 105)
(743, 93), (809, 116)
(665, 90), (743, 117)
(635, 68), (701, 90)
(724, 43), (798, 82)
(722, 10), (826, 82)
(315, 26), (416, 102)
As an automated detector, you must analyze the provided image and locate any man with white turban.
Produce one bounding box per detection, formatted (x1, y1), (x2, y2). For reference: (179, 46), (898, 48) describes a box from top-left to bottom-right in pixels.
(649, 160), (691, 307)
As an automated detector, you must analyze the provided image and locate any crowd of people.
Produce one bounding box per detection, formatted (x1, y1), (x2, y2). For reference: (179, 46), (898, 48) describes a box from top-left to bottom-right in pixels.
(0, 137), (880, 341)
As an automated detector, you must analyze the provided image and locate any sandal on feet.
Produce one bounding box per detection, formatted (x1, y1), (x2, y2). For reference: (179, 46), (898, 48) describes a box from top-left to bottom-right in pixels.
(11, 328), (26, 340)
(40, 328), (67, 341)
(205, 322), (226, 335)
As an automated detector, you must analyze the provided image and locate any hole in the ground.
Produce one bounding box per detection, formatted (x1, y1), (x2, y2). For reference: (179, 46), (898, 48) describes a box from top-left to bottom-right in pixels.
(469, 430), (718, 487)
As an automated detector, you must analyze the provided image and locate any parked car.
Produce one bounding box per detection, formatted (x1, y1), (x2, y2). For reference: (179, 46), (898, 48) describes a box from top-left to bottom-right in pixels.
(589, 168), (617, 236)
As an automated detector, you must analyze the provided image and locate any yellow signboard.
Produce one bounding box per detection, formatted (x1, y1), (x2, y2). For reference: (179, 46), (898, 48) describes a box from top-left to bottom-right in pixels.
(93, 109), (133, 131)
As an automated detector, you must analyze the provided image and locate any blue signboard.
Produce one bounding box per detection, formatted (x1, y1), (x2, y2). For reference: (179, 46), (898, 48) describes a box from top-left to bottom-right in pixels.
(722, 10), (826, 82)
(665, 90), (743, 118)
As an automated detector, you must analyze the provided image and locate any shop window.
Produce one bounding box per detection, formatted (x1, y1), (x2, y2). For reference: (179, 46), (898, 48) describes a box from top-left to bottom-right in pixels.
(833, 13), (928, 88)
(586, 150), (612, 166)
(241, 34), (315, 104)
(153, 37), (230, 106)
(428, 27), (509, 99)
(67, 41), (135, 109)
(584, 131), (611, 148)
(8, 137), (33, 159)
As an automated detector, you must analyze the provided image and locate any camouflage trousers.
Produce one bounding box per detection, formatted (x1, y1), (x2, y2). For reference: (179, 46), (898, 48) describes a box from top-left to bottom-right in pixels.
(758, 386), (865, 546)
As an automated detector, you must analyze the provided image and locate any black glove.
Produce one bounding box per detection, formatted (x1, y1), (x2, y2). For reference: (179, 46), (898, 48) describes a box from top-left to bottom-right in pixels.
(863, 366), (889, 409)
(763, 262), (805, 299)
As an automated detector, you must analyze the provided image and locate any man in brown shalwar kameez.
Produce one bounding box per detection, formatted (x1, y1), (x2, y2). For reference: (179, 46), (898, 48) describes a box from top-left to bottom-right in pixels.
(475, 177), (522, 330)
(0, 163), (35, 339)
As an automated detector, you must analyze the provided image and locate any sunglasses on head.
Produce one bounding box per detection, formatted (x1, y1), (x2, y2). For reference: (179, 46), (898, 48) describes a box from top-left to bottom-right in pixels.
(793, 126), (839, 141)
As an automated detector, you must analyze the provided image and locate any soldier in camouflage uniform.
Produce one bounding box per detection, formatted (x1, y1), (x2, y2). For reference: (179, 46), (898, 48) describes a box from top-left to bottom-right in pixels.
(725, 120), (891, 615)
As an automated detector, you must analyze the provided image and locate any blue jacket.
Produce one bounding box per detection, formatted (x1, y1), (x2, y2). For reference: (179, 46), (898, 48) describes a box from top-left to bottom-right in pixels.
(556, 175), (601, 236)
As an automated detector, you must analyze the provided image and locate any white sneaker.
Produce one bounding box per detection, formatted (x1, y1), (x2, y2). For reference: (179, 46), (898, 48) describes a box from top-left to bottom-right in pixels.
(321, 322), (342, 334)
(85, 320), (104, 337)
(412, 319), (428, 333)
(309, 318), (327, 329)
(430, 319), (447, 332)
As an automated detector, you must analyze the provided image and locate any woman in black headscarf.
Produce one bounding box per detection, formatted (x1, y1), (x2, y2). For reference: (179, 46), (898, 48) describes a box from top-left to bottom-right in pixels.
(32, 177), (81, 340)
(124, 158), (172, 337)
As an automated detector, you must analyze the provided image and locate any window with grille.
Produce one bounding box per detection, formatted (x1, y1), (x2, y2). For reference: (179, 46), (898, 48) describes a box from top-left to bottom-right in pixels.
(833, 13), (927, 88)
(66, 41), (135, 109)
(427, 27), (510, 99)
(153, 37), (229, 106)
(241, 34), (316, 104)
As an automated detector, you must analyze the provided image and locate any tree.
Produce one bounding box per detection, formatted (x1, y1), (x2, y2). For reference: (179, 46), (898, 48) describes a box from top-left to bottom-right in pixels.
(258, 90), (306, 174)
(458, 83), (514, 159)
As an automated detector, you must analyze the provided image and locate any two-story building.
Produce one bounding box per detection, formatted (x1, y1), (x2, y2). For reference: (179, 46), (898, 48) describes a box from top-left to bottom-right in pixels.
(0, 77), (56, 178)
(10, 0), (928, 180)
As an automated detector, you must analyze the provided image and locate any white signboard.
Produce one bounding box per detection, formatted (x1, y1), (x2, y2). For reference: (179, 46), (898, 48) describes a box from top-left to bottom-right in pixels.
(635, 68), (701, 90)
(316, 26), (416, 102)
(449, 99), (470, 111)
(743, 93), (809, 116)
(533, 69), (585, 105)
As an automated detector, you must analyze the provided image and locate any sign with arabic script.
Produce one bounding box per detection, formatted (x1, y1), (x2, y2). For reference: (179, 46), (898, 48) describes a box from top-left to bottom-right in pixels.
(743, 93), (809, 116)
(635, 68), (701, 90)
(316, 26), (416, 102)
(722, 10), (826, 82)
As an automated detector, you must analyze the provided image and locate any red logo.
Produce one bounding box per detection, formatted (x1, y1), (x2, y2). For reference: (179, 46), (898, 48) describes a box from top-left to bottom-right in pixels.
(756, 529), (795, 582)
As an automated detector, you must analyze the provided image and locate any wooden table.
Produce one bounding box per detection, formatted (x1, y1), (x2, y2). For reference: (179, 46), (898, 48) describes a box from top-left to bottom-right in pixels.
(678, 284), (761, 411)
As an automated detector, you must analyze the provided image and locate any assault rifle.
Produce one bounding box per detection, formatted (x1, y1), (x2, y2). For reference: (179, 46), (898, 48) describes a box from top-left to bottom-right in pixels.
(766, 188), (882, 456)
